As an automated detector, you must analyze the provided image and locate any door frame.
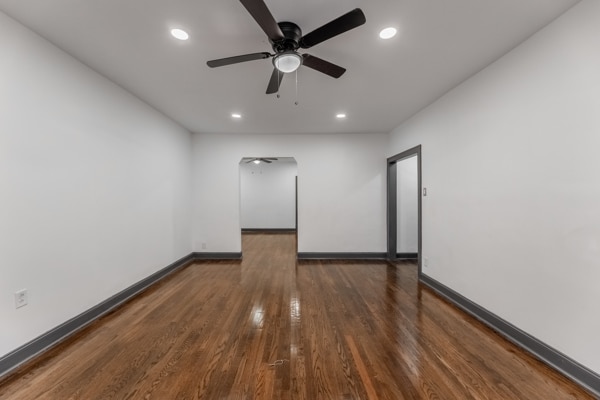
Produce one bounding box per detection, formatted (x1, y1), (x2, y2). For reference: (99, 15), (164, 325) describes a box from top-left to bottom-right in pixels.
(387, 145), (422, 275)
(238, 157), (299, 256)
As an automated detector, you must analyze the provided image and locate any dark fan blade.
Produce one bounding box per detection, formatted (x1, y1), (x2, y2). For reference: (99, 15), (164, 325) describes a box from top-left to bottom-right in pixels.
(240, 0), (284, 41)
(207, 52), (271, 68)
(302, 54), (346, 78)
(300, 8), (366, 49)
(245, 157), (275, 163)
(266, 68), (284, 94)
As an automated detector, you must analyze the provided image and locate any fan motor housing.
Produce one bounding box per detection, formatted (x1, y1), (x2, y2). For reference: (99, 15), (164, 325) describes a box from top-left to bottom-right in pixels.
(271, 21), (302, 52)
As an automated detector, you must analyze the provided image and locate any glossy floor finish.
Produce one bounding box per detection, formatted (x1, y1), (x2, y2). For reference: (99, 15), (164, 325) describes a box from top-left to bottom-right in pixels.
(0, 233), (593, 399)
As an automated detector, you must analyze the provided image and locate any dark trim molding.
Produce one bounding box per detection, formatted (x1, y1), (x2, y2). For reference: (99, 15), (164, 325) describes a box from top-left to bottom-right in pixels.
(192, 252), (242, 260)
(0, 253), (196, 380)
(241, 229), (296, 233)
(297, 252), (387, 260)
(395, 252), (418, 259)
(420, 274), (600, 398)
(387, 145), (422, 273)
(0, 251), (245, 380)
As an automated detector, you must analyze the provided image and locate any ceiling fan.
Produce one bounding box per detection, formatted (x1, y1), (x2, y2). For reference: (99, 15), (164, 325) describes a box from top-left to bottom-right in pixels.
(244, 157), (278, 164)
(207, 0), (366, 94)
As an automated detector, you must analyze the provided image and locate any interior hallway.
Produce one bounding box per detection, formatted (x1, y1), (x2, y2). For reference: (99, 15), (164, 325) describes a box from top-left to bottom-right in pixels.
(0, 233), (592, 399)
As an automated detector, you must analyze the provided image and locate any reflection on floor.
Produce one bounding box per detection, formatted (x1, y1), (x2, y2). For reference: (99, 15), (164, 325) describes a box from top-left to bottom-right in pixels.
(0, 233), (593, 399)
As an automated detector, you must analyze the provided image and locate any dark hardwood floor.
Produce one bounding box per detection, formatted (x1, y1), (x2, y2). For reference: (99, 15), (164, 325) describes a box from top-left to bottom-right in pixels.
(0, 233), (593, 399)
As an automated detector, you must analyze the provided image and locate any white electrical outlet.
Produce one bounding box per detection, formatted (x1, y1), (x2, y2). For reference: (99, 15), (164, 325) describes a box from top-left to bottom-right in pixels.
(423, 257), (429, 270)
(201, 242), (207, 250)
(14, 289), (28, 309)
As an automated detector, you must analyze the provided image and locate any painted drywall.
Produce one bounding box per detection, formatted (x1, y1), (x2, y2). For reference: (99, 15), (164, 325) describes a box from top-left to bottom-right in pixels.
(240, 161), (297, 230)
(396, 156), (418, 253)
(389, 0), (600, 373)
(192, 133), (387, 253)
(0, 12), (193, 357)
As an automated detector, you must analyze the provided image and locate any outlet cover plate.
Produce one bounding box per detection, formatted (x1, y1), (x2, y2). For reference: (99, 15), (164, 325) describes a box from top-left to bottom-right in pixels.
(14, 289), (28, 309)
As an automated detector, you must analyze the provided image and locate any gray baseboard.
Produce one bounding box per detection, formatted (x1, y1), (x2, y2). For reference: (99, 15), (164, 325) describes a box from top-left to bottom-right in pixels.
(420, 274), (600, 398)
(0, 253), (196, 380)
(297, 252), (387, 260)
(0, 251), (243, 380)
(242, 229), (296, 233)
(395, 252), (418, 259)
(193, 252), (242, 260)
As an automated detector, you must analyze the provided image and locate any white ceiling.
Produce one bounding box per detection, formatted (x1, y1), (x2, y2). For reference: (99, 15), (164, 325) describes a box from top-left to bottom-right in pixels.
(0, 0), (579, 135)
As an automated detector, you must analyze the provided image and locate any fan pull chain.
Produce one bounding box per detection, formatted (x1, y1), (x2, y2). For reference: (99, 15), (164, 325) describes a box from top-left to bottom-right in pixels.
(277, 67), (281, 99)
(294, 69), (299, 106)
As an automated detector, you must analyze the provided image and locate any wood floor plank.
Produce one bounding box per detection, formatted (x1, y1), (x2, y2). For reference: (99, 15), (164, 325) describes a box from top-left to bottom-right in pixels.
(0, 233), (594, 399)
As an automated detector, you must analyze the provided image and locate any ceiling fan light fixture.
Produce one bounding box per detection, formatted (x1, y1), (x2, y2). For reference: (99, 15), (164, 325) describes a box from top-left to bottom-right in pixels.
(273, 52), (302, 73)
(253, 159), (261, 164)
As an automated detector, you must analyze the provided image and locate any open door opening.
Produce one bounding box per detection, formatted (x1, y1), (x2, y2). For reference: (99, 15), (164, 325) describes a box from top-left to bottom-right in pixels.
(239, 157), (298, 255)
(387, 146), (422, 274)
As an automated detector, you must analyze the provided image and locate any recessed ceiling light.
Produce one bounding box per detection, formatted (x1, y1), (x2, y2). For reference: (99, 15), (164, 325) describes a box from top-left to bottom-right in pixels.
(336, 113), (347, 119)
(170, 28), (189, 41)
(231, 113), (242, 119)
(379, 27), (397, 40)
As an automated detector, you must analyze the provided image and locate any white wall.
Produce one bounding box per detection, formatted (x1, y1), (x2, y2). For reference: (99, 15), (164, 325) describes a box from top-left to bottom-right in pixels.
(389, 0), (600, 373)
(397, 156), (418, 253)
(0, 12), (193, 357)
(240, 161), (297, 229)
(192, 133), (387, 253)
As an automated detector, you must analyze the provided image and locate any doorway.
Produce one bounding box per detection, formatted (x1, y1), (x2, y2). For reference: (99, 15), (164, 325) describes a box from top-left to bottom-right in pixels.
(239, 157), (297, 231)
(239, 157), (298, 254)
(387, 146), (422, 274)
